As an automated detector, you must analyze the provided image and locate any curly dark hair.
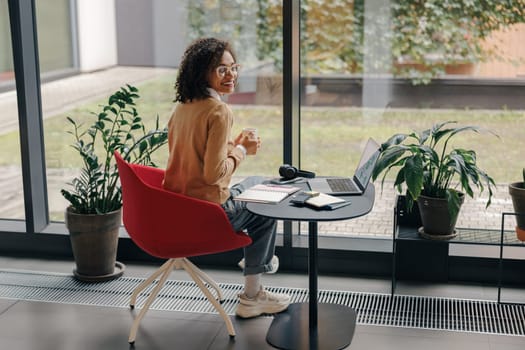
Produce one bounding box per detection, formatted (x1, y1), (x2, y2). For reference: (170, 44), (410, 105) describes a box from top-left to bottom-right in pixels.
(174, 37), (237, 103)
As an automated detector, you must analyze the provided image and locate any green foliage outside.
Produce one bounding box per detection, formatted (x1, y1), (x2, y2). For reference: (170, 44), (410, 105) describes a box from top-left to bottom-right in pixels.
(390, 0), (525, 83)
(189, 0), (525, 84)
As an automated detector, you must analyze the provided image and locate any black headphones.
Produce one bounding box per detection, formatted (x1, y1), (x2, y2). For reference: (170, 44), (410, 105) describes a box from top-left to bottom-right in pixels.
(279, 164), (316, 180)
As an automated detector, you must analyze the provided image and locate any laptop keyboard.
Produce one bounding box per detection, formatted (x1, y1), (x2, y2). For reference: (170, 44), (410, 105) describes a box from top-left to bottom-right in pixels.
(326, 178), (359, 192)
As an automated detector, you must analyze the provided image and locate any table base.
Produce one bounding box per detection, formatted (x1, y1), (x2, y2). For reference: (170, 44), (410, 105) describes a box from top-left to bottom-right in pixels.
(266, 302), (356, 350)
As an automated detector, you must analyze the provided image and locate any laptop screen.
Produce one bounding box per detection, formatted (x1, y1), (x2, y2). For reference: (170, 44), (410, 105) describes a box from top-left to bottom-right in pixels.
(354, 138), (380, 188)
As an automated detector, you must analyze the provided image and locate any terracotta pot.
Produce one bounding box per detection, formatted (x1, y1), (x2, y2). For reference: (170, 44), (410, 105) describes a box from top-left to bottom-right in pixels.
(516, 227), (525, 242)
(394, 61), (476, 75)
(65, 207), (122, 280)
(417, 193), (464, 238)
(508, 182), (525, 241)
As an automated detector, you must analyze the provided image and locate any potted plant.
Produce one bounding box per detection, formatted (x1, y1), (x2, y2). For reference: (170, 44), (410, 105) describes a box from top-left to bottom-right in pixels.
(372, 121), (497, 239)
(508, 168), (525, 241)
(61, 84), (167, 281)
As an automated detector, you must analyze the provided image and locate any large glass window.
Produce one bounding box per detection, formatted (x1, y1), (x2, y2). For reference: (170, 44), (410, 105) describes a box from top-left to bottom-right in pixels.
(300, 1), (525, 237)
(0, 0), (14, 88)
(4, 0), (525, 251)
(42, 0), (283, 221)
(0, 0), (77, 224)
(0, 0), (24, 220)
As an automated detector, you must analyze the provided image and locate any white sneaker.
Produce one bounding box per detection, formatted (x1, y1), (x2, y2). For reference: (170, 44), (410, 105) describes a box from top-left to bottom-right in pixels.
(238, 255), (279, 274)
(236, 288), (291, 318)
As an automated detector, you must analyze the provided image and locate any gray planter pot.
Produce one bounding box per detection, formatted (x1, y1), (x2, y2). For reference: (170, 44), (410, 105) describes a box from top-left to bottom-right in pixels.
(65, 207), (125, 281)
(417, 194), (464, 239)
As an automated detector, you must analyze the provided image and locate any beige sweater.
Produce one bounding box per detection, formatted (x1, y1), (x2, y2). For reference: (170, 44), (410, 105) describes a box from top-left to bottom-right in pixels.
(163, 97), (245, 204)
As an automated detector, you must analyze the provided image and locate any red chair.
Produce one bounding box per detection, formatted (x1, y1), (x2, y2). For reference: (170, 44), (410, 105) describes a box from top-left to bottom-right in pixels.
(114, 152), (252, 344)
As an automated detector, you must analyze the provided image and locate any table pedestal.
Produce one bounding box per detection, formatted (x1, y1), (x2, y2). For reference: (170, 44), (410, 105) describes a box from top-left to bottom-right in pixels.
(246, 192), (374, 349)
(266, 303), (356, 350)
(266, 222), (356, 349)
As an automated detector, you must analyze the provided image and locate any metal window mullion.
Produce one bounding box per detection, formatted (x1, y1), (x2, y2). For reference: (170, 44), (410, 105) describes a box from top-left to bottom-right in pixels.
(8, 0), (49, 233)
(282, 0), (301, 248)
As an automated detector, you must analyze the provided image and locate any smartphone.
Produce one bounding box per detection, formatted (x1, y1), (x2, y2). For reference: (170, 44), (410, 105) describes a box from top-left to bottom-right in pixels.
(290, 191), (318, 205)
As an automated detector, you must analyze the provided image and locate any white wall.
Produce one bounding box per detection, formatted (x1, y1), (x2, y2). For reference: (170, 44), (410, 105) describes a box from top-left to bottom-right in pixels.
(76, 0), (117, 72)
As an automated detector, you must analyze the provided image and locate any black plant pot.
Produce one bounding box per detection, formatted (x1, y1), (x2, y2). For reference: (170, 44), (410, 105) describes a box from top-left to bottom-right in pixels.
(417, 194), (464, 239)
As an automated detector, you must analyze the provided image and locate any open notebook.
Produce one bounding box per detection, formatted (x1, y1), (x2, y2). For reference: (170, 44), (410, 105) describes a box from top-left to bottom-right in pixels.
(233, 184), (301, 204)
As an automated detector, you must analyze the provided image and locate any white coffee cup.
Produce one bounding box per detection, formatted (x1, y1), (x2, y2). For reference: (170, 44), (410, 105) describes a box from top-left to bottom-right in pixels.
(242, 127), (258, 140)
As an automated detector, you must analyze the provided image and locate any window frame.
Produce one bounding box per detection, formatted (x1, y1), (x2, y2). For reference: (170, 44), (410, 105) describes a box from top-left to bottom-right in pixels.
(1, 0), (521, 286)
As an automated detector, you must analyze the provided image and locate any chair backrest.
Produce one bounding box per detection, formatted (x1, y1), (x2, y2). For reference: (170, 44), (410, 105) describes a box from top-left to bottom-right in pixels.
(114, 152), (251, 259)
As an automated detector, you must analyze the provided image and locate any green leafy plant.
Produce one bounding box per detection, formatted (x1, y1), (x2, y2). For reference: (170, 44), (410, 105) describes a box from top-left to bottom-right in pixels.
(61, 85), (167, 215)
(390, 0), (525, 84)
(372, 121), (497, 217)
(254, 0), (525, 84)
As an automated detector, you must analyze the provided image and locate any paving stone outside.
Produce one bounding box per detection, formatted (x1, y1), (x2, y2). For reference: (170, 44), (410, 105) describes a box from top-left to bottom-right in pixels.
(1, 166), (514, 238)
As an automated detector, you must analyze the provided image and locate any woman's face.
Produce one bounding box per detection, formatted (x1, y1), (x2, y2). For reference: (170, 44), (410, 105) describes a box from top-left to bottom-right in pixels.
(207, 51), (238, 96)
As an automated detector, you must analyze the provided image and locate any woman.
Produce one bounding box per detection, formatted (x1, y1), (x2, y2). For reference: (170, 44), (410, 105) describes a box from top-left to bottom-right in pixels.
(164, 37), (290, 318)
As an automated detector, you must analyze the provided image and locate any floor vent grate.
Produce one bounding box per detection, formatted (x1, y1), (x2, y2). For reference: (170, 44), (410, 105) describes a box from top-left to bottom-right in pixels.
(0, 269), (523, 336)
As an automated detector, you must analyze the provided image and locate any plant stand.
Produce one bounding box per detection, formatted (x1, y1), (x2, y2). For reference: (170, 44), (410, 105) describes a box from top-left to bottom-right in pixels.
(392, 198), (525, 302)
(391, 196), (449, 297)
(498, 212), (525, 304)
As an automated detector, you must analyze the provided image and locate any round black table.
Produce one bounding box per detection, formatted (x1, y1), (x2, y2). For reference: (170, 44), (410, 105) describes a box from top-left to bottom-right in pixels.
(246, 183), (375, 350)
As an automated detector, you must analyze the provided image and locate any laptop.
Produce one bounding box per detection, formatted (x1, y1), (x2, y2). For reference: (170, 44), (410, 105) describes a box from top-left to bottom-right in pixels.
(307, 138), (381, 196)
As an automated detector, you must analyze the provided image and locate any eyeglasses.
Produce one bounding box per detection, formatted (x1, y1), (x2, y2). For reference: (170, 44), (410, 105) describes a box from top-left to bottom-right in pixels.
(215, 64), (240, 78)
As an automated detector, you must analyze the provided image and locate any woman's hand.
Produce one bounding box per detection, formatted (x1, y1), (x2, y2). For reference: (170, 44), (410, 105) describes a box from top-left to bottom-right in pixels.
(235, 132), (261, 155)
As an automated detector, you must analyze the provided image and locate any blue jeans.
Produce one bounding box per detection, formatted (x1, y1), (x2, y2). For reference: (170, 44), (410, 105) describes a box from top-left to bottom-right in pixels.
(221, 176), (277, 276)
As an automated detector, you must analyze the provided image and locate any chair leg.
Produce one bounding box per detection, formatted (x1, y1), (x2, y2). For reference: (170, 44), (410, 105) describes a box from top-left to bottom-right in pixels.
(129, 259), (173, 309)
(128, 259), (176, 344)
(183, 258), (224, 301)
(181, 258), (236, 337)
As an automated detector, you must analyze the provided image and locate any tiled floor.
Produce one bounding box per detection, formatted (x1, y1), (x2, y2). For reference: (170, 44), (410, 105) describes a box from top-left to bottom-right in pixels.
(0, 256), (524, 350)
